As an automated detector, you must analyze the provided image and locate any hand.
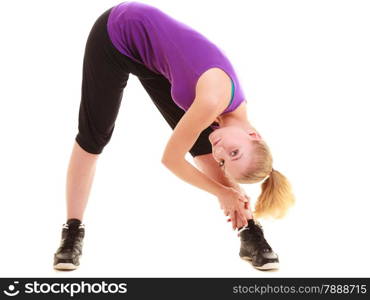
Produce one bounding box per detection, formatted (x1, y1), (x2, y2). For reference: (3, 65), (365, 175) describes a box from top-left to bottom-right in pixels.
(227, 193), (251, 226)
(229, 184), (251, 211)
(217, 186), (249, 230)
(241, 193), (251, 210)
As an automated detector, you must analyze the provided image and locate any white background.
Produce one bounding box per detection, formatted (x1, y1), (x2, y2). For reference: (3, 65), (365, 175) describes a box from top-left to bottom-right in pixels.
(0, 0), (369, 277)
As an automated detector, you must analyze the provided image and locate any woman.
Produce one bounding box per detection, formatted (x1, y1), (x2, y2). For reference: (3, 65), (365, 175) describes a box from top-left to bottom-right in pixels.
(53, 1), (295, 271)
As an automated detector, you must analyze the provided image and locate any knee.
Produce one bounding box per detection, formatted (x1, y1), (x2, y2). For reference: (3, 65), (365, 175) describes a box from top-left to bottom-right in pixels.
(75, 129), (113, 155)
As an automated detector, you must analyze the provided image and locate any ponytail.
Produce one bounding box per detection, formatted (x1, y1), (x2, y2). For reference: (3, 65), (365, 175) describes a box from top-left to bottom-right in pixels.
(231, 138), (296, 219)
(254, 168), (295, 219)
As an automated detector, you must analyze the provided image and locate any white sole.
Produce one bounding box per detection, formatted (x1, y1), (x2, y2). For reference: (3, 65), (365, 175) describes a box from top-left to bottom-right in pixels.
(54, 263), (78, 271)
(241, 256), (280, 270)
(255, 262), (280, 270)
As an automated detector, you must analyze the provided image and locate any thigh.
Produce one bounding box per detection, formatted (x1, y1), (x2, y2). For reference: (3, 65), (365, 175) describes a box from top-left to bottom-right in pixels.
(76, 7), (131, 154)
(138, 74), (215, 157)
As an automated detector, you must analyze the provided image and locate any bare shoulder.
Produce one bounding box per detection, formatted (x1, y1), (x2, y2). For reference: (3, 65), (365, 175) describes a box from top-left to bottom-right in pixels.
(195, 67), (232, 110)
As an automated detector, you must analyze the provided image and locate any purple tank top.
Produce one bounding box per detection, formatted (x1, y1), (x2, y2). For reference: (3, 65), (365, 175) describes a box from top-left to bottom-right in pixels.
(107, 1), (246, 117)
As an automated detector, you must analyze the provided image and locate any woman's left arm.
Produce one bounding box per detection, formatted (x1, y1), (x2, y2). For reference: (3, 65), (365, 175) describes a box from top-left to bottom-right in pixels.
(161, 68), (233, 198)
(161, 95), (227, 197)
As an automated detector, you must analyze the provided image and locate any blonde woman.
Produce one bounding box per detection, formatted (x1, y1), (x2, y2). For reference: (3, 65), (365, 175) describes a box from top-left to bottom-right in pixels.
(54, 1), (295, 271)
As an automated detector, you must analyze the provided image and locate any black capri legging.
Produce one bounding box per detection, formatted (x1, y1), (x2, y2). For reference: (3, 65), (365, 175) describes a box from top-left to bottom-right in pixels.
(75, 7), (215, 157)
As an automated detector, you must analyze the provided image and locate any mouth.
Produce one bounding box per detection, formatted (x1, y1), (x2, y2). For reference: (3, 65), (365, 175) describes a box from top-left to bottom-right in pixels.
(212, 138), (222, 146)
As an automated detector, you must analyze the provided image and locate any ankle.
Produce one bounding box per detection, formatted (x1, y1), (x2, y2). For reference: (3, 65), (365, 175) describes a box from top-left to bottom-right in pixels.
(67, 217), (82, 223)
(237, 219), (255, 233)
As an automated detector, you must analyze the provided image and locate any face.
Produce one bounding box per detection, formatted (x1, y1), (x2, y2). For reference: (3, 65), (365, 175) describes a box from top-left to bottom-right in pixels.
(208, 126), (262, 178)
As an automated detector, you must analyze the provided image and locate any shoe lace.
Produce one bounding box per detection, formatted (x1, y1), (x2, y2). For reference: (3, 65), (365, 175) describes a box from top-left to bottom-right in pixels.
(61, 225), (81, 251)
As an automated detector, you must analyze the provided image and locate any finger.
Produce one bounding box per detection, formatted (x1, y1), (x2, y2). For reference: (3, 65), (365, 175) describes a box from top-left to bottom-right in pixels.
(239, 210), (247, 227)
(236, 201), (246, 215)
(233, 210), (238, 230)
(239, 213), (247, 228)
(240, 196), (249, 203)
(238, 200), (249, 207)
(237, 214), (244, 229)
(239, 201), (249, 217)
(242, 203), (248, 211)
(239, 192), (247, 200)
(231, 217), (235, 230)
(234, 213), (240, 229)
(242, 193), (250, 201)
(242, 209), (249, 224)
(238, 209), (248, 226)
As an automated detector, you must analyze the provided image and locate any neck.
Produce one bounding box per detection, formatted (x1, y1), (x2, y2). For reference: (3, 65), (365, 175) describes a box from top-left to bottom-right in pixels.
(217, 103), (255, 131)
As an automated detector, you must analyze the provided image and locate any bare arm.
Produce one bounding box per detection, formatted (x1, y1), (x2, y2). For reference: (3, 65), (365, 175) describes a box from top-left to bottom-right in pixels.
(161, 68), (232, 197)
(161, 68), (249, 228)
(162, 155), (226, 196)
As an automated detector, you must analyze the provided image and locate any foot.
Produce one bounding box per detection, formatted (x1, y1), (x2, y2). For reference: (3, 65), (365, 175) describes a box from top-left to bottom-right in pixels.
(53, 218), (85, 271)
(238, 219), (279, 270)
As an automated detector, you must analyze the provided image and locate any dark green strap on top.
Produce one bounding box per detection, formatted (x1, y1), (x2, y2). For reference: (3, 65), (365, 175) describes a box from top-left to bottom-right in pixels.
(227, 78), (235, 108)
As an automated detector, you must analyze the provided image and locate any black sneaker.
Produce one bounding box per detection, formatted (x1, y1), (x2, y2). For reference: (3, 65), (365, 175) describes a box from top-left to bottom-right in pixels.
(53, 218), (85, 270)
(238, 219), (279, 270)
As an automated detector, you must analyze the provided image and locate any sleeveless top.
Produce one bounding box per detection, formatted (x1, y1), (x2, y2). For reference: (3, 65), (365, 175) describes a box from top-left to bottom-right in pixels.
(107, 1), (246, 121)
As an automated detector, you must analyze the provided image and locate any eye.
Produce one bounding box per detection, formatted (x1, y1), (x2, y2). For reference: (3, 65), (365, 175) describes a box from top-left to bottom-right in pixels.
(230, 150), (239, 157)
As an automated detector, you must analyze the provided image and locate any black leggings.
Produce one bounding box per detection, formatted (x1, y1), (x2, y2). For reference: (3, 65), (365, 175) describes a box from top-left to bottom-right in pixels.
(76, 7), (214, 157)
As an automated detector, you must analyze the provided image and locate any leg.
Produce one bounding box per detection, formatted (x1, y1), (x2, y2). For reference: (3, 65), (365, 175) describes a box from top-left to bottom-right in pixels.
(69, 7), (130, 221)
(54, 7), (130, 271)
(66, 141), (98, 221)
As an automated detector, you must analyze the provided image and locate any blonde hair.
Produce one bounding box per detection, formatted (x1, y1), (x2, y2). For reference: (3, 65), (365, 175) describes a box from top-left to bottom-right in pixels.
(231, 139), (295, 219)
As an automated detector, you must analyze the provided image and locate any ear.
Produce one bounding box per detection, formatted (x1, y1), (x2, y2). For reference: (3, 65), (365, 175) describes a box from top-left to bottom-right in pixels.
(248, 131), (262, 140)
